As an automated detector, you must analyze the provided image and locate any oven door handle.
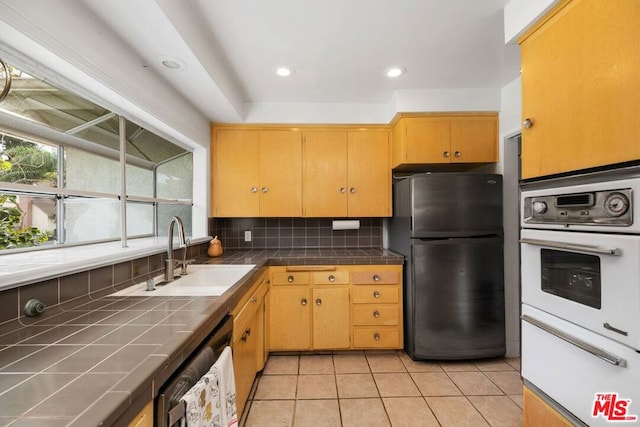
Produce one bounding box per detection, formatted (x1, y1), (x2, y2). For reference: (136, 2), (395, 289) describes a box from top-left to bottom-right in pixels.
(519, 238), (621, 256)
(522, 314), (627, 367)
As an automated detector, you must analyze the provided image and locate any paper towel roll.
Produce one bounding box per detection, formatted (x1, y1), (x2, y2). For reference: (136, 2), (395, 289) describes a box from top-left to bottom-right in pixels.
(332, 220), (360, 230)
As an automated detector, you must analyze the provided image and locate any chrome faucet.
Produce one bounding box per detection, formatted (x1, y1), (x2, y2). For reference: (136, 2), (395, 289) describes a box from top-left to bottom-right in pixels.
(164, 216), (191, 282)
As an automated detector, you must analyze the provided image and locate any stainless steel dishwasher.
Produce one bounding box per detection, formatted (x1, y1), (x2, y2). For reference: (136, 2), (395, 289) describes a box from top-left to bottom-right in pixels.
(155, 315), (233, 427)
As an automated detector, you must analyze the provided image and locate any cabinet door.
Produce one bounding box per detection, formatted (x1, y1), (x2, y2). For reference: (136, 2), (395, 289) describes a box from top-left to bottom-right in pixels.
(302, 130), (348, 217)
(523, 387), (573, 427)
(347, 131), (391, 217)
(404, 118), (450, 163)
(450, 117), (497, 163)
(211, 129), (259, 217)
(259, 130), (302, 216)
(520, 0), (640, 178)
(269, 286), (311, 350)
(312, 287), (350, 349)
(234, 313), (259, 417)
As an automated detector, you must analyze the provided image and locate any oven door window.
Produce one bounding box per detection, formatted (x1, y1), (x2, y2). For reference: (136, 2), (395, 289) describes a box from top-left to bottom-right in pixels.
(541, 249), (601, 309)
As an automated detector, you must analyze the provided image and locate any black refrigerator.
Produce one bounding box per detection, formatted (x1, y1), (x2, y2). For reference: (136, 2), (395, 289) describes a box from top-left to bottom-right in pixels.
(388, 173), (505, 360)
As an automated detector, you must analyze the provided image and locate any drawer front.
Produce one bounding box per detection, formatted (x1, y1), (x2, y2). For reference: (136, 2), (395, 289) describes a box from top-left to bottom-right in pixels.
(271, 272), (310, 285)
(352, 305), (399, 326)
(313, 271), (349, 285)
(351, 286), (399, 304)
(351, 271), (399, 285)
(353, 327), (401, 348)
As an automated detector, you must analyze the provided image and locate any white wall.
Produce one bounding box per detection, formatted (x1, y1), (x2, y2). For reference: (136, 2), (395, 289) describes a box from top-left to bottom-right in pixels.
(499, 76), (523, 357)
(504, 0), (560, 43)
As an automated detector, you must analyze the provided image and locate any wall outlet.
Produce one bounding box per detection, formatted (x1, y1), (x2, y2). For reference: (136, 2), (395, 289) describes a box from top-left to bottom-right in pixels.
(244, 230), (252, 242)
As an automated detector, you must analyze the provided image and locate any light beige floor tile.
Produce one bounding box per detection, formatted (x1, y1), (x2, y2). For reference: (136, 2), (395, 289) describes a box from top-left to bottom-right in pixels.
(485, 371), (524, 395)
(506, 357), (521, 371)
(398, 353), (443, 373)
(333, 352), (370, 373)
(469, 395), (523, 426)
(340, 398), (391, 427)
(474, 358), (515, 372)
(448, 371), (504, 396)
(336, 373), (379, 398)
(293, 399), (341, 427)
(410, 372), (462, 396)
(366, 353), (406, 373)
(263, 354), (299, 375)
(297, 374), (337, 399)
(244, 400), (295, 427)
(373, 373), (421, 397)
(299, 354), (334, 374)
(509, 393), (524, 409)
(253, 374), (298, 400)
(438, 361), (479, 372)
(426, 396), (490, 427)
(383, 397), (440, 427)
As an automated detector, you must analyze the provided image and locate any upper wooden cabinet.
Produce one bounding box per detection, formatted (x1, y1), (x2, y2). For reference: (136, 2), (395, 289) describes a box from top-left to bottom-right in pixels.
(303, 129), (391, 217)
(391, 114), (498, 168)
(211, 128), (302, 217)
(519, 0), (640, 179)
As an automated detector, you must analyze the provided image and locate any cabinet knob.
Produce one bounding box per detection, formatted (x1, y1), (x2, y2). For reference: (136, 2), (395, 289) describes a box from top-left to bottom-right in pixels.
(443, 151), (450, 158)
(340, 187), (346, 193)
(251, 187), (258, 193)
(374, 333), (381, 341)
(373, 291), (381, 298)
(454, 151), (461, 158)
(301, 298), (308, 305)
(328, 274), (335, 282)
(261, 187), (268, 193)
(373, 274), (380, 282)
(350, 187), (356, 194)
(373, 310), (380, 318)
(287, 275), (294, 283)
(315, 298), (322, 306)
(523, 118), (533, 129)
(250, 297), (258, 303)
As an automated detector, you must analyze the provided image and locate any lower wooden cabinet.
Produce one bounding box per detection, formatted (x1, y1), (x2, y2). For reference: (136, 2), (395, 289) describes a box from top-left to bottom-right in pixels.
(523, 386), (573, 427)
(232, 269), (269, 417)
(268, 265), (403, 351)
(127, 400), (153, 427)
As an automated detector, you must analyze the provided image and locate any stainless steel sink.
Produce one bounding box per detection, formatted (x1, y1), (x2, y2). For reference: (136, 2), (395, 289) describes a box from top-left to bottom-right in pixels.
(110, 264), (256, 297)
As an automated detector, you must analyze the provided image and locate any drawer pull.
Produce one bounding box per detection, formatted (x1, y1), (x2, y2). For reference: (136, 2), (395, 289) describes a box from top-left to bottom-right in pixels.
(316, 298), (322, 306)
(241, 328), (251, 342)
(373, 310), (380, 318)
(373, 274), (380, 281)
(373, 291), (381, 298)
(328, 274), (335, 282)
(250, 297), (258, 303)
(301, 298), (308, 306)
(287, 275), (294, 283)
(374, 333), (381, 341)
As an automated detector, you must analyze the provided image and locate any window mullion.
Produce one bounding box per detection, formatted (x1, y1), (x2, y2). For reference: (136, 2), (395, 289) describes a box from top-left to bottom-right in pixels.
(119, 115), (127, 248)
(56, 145), (64, 244)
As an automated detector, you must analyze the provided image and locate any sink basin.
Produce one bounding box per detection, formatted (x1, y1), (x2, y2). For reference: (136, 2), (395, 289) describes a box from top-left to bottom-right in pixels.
(110, 264), (256, 297)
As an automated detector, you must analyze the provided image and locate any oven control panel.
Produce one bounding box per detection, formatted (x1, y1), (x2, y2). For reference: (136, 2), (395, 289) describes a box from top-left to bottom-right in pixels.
(523, 188), (633, 226)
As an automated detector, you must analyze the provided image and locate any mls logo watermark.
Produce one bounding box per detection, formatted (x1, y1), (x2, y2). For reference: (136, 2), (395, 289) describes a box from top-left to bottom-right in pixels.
(593, 393), (638, 422)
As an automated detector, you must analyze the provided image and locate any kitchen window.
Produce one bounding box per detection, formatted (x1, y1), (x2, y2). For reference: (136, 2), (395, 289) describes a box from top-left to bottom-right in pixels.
(0, 63), (193, 252)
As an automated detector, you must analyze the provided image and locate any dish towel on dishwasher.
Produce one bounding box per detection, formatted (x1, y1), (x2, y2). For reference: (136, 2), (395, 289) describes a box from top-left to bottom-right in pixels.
(180, 346), (238, 427)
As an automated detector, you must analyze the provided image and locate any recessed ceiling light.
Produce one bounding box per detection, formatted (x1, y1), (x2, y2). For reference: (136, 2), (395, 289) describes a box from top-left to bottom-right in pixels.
(158, 56), (186, 71)
(275, 67), (294, 77)
(385, 67), (406, 78)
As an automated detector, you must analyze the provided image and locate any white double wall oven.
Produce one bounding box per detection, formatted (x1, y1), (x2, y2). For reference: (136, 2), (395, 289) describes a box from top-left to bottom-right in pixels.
(520, 167), (640, 426)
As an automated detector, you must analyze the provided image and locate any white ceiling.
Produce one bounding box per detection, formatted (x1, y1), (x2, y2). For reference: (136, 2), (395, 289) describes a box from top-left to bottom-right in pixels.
(78, 0), (520, 123)
(0, 0), (520, 129)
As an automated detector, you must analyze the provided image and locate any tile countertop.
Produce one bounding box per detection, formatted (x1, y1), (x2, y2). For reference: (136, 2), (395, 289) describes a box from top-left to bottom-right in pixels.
(0, 248), (403, 426)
